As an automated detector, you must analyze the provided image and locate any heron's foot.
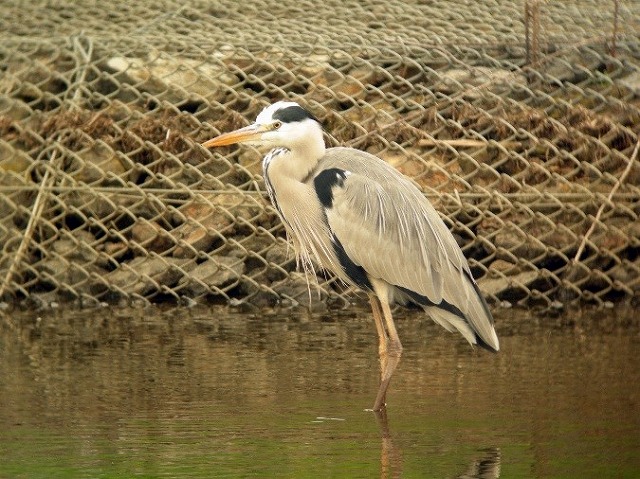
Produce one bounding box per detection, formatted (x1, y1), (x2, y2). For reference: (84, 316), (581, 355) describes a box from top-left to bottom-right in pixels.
(364, 407), (383, 412)
(371, 380), (389, 411)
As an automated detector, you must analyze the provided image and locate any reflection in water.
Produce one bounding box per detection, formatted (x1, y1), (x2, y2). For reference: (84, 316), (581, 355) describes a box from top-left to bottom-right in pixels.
(375, 408), (501, 479)
(375, 408), (403, 479)
(0, 305), (639, 477)
(457, 448), (501, 479)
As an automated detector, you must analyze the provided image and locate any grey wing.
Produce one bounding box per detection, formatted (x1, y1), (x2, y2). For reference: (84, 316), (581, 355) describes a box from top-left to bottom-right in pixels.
(317, 148), (499, 351)
(326, 170), (460, 303)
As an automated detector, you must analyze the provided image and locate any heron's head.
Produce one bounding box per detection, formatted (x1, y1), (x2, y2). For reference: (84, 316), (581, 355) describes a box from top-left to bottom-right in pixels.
(202, 101), (324, 153)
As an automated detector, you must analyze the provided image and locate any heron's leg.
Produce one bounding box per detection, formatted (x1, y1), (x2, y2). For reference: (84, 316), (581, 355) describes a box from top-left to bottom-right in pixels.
(379, 298), (402, 355)
(369, 294), (388, 371)
(372, 297), (403, 412)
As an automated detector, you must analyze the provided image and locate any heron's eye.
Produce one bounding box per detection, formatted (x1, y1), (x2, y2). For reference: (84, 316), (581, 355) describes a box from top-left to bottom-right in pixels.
(272, 121), (282, 130)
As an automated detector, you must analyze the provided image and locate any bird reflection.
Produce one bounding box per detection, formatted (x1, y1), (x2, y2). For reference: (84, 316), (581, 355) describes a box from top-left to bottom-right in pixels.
(375, 411), (500, 479)
(457, 447), (501, 479)
(375, 408), (403, 479)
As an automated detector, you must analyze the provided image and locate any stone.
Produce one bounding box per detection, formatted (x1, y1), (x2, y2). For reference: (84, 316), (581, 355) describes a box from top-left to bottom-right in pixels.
(178, 255), (246, 296)
(433, 67), (525, 98)
(0, 146), (34, 210)
(380, 149), (430, 179)
(23, 292), (59, 310)
(35, 256), (108, 297)
(100, 241), (128, 260)
(210, 192), (263, 232)
(618, 70), (640, 96)
(103, 256), (190, 296)
(271, 272), (329, 306)
(608, 259), (640, 292)
(0, 97), (32, 121)
(541, 51), (603, 84)
(0, 46), (65, 100)
(172, 196), (234, 258)
(297, 54), (331, 78)
(237, 148), (263, 176)
(264, 240), (296, 281)
(51, 230), (109, 267)
(489, 259), (521, 275)
(477, 269), (539, 296)
(131, 219), (173, 254)
(69, 142), (129, 184)
(0, 141), (33, 174)
(172, 193), (264, 258)
(105, 53), (239, 104)
(66, 188), (138, 220)
(478, 218), (553, 261)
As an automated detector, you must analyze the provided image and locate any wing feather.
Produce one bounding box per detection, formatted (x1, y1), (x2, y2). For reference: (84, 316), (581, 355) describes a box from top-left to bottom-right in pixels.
(315, 148), (466, 303)
(312, 147), (499, 351)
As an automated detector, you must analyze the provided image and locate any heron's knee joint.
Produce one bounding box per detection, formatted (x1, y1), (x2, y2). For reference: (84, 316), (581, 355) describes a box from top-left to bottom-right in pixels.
(388, 342), (403, 356)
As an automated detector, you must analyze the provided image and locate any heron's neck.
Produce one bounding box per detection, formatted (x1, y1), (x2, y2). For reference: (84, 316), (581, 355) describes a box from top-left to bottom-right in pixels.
(268, 131), (325, 183)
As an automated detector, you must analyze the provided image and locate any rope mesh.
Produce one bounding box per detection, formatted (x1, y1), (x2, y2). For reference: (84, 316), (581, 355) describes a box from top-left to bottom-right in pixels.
(1, 0), (639, 309)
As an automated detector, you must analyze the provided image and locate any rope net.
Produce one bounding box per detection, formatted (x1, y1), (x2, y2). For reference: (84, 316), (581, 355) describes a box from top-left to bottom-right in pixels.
(1, 0), (639, 309)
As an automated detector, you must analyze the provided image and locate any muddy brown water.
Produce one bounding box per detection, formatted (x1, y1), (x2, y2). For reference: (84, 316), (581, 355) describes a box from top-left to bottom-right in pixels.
(0, 305), (638, 478)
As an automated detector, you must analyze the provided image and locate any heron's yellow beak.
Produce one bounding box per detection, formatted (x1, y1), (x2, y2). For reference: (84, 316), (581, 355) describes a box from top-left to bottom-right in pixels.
(201, 124), (267, 148)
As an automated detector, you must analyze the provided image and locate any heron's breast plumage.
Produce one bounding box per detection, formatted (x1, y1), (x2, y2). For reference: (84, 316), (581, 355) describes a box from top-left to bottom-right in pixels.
(263, 148), (343, 279)
(262, 147), (289, 223)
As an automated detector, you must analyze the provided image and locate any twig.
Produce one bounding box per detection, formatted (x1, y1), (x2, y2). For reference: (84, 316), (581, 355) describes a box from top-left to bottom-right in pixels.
(0, 151), (57, 298)
(610, 0), (619, 57)
(69, 32), (94, 106)
(573, 140), (639, 263)
(525, 0), (541, 66)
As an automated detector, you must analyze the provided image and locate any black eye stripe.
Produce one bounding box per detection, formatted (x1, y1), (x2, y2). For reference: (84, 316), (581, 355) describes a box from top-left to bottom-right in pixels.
(272, 105), (318, 123)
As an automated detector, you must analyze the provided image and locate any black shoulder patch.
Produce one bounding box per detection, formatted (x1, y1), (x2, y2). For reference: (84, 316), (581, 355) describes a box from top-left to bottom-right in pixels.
(272, 105), (318, 124)
(313, 168), (348, 208)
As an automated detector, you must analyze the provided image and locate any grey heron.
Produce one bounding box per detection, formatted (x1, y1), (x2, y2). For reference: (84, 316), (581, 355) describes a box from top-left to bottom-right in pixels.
(202, 101), (499, 411)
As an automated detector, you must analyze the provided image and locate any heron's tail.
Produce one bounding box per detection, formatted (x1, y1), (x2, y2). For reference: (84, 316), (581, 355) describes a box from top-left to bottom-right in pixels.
(397, 272), (499, 352)
(426, 299), (499, 353)
(430, 271), (500, 352)
(464, 277), (500, 352)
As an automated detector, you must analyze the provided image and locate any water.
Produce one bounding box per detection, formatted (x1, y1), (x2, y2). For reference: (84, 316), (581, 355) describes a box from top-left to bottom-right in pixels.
(0, 305), (638, 478)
